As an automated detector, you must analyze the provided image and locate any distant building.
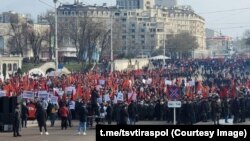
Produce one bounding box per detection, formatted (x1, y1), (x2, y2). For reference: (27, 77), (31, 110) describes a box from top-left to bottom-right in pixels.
(0, 11), (30, 23)
(116, 0), (154, 10)
(155, 0), (177, 8)
(55, 2), (205, 58)
(0, 11), (49, 59)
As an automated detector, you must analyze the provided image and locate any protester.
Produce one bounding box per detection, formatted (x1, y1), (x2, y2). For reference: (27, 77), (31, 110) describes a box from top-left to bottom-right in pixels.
(13, 104), (21, 137)
(77, 102), (88, 135)
(50, 104), (58, 127)
(21, 102), (29, 128)
(36, 102), (49, 135)
(60, 104), (69, 130)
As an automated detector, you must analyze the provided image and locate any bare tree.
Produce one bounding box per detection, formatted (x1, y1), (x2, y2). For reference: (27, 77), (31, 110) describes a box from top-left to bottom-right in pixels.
(39, 10), (55, 60)
(166, 32), (198, 59)
(26, 23), (49, 64)
(7, 13), (28, 56)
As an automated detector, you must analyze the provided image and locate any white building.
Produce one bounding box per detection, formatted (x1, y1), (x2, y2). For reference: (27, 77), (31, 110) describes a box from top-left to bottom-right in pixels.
(54, 2), (206, 58)
(116, 0), (155, 10)
(155, 0), (177, 8)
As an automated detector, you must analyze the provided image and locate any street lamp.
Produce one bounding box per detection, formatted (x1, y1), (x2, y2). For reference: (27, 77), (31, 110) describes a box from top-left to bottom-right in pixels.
(163, 31), (166, 68)
(109, 8), (113, 73)
(53, 0), (58, 73)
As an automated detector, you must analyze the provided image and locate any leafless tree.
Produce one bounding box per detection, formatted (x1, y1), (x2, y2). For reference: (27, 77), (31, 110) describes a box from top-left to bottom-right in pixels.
(38, 10), (55, 60)
(7, 13), (28, 56)
(166, 32), (198, 59)
(26, 23), (49, 64)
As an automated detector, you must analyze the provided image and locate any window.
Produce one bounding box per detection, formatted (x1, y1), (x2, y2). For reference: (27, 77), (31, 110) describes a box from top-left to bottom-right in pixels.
(13, 63), (17, 71)
(132, 35), (135, 39)
(8, 63), (12, 71)
(141, 40), (145, 44)
(124, 13), (127, 16)
(151, 35), (154, 38)
(131, 29), (135, 32)
(157, 29), (164, 32)
(141, 35), (145, 38)
(71, 11), (75, 15)
(141, 29), (145, 32)
(122, 18), (126, 22)
(122, 35), (126, 39)
(0, 36), (3, 49)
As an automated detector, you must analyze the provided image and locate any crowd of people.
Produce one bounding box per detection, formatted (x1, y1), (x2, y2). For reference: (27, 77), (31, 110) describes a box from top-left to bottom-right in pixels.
(2, 57), (250, 137)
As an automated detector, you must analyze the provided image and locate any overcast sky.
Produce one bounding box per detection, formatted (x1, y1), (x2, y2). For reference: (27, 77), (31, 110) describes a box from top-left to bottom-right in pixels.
(1, 0), (250, 38)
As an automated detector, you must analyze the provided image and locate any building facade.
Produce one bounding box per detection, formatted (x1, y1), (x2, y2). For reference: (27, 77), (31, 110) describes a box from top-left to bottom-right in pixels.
(116, 0), (155, 10)
(54, 2), (206, 58)
(0, 55), (23, 79)
(155, 0), (177, 8)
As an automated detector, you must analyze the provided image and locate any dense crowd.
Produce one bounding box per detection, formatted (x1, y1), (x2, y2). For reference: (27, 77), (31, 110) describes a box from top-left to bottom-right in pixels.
(3, 57), (250, 137)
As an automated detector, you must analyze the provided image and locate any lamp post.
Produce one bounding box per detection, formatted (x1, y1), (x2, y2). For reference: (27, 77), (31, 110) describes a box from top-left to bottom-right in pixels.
(163, 34), (166, 68)
(53, 0), (58, 73)
(110, 9), (113, 73)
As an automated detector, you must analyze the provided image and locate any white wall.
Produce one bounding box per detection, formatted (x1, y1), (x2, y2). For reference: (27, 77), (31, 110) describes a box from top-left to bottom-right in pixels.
(114, 58), (149, 71)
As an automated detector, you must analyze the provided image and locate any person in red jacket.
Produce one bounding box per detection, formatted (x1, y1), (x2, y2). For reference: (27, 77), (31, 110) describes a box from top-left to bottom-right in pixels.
(60, 104), (69, 130)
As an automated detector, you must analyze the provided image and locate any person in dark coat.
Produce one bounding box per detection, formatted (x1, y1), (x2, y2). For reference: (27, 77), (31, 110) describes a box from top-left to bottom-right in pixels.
(211, 97), (221, 125)
(119, 104), (129, 125)
(91, 88), (99, 115)
(187, 99), (196, 125)
(77, 102), (88, 135)
(36, 102), (49, 135)
(50, 104), (58, 127)
(222, 98), (229, 123)
(106, 102), (113, 125)
(21, 102), (29, 128)
(239, 97), (246, 122)
(154, 100), (161, 120)
(128, 101), (137, 125)
(232, 97), (240, 123)
(13, 104), (21, 137)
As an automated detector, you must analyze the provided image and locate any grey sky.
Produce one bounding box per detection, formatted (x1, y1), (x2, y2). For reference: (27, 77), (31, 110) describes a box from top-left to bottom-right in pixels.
(1, 0), (250, 38)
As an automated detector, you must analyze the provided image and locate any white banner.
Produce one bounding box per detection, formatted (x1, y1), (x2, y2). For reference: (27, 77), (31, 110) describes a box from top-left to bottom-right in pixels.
(50, 96), (58, 104)
(116, 92), (123, 101)
(165, 80), (172, 85)
(104, 94), (110, 102)
(22, 91), (34, 99)
(65, 86), (76, 96)
(38, 91), (49, 101)
(99, 80), (105, 85)
(0, 90), (6, 97)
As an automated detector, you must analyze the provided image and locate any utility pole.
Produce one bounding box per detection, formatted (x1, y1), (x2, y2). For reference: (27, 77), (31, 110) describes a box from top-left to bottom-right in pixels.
(110, 9), (113, 73)
(163, 30), (166, 68)
(54, 0), (58, 73)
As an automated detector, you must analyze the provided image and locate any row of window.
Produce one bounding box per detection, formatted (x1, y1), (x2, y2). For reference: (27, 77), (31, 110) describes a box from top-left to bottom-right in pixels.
(58, 11), (110, 16)
(2, 63), (18, 71)
(122, 34), (155, 39)
(127, 28), (164, 33)
(117, 0), (138, 7)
